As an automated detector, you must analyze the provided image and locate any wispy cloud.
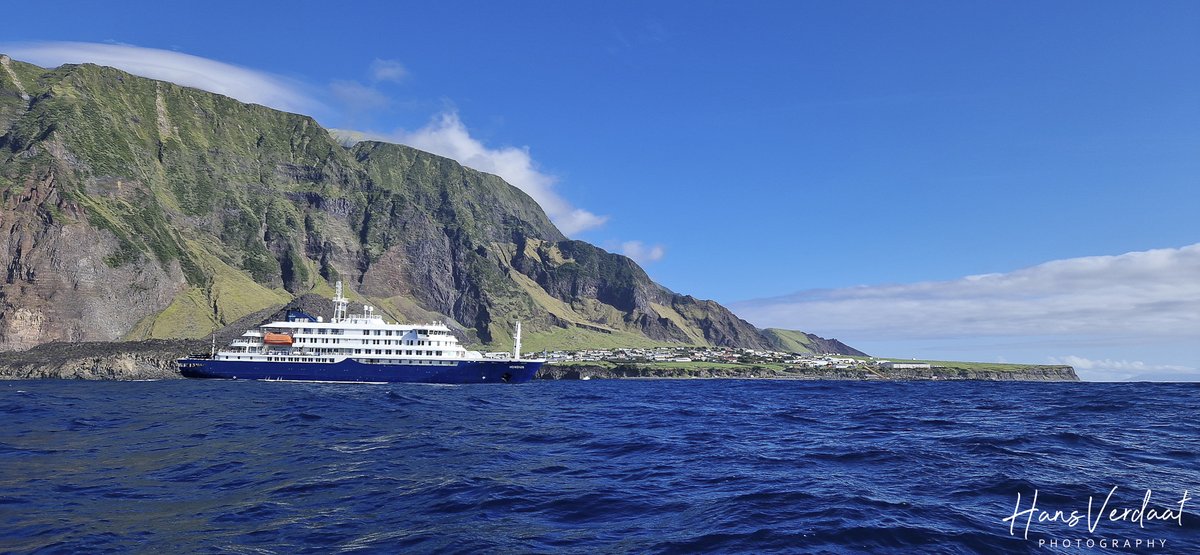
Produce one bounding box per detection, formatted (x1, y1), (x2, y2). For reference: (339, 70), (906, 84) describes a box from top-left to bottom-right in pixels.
(357, 112), (609, 235)
(369, 58), (407, 83)
(0, 41), (321, 114)
(733, 243), (1200, 340)
(618, 240), (665, 264)
(330, 79), (390, 113)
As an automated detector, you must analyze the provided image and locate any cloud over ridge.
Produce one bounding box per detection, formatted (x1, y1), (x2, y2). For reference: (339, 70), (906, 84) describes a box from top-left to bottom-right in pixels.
(618, 241), (665, 264)
(2, 42), (614, 237)
(0, 41), (320, 114)
(382, 112), (609, 236)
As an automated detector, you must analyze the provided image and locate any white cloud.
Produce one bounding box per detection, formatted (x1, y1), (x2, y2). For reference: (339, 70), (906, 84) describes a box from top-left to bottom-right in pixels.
(380, 112), (609, 235)
(733, 243), (1200, 341)
(619, 240), (665, 263)
(0, 41), (320, 114)
(370, 58), (408, 83)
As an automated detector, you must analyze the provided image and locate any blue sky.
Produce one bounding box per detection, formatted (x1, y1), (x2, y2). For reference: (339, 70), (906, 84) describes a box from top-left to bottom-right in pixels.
(2, 1), (1197, 380)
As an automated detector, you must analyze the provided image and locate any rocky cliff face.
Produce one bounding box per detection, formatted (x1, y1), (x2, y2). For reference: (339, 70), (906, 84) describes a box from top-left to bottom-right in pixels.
(0, 55), (859, 355)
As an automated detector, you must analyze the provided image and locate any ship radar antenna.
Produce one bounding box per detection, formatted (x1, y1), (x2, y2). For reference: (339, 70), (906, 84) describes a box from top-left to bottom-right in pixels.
(333, 281), (349, 323)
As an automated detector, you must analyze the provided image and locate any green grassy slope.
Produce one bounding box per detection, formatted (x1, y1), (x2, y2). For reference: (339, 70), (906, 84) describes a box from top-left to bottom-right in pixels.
(0, 57), (859, 354)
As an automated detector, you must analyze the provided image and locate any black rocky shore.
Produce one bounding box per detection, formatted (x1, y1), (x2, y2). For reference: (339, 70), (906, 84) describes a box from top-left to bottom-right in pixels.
(541, 363), (1080, 382)
(0, 344), (1078, 382)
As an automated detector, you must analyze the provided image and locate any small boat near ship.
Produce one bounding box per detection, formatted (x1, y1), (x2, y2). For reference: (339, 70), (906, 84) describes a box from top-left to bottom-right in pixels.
(177, 282), (542, 384)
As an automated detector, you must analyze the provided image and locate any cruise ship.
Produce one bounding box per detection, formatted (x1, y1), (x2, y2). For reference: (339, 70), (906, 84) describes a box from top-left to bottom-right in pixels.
(177, 282), (543, 384)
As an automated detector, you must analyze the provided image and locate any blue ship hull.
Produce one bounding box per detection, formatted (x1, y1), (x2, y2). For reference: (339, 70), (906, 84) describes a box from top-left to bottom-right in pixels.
(177, 358), (541, 384)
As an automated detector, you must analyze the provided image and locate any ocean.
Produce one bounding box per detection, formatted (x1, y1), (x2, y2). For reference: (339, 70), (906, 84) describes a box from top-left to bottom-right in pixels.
(1, 379), (1196, 554)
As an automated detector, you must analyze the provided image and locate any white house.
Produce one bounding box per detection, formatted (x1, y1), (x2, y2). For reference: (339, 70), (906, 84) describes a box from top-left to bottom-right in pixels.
(880, 362), (932, 370)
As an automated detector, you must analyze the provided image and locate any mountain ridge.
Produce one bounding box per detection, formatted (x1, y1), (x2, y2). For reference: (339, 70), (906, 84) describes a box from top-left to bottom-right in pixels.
(0, 55), (862, 356)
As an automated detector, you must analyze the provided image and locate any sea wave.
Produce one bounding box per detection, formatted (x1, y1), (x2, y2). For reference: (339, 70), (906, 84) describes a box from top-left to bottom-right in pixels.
(1, 380), (1197, 553)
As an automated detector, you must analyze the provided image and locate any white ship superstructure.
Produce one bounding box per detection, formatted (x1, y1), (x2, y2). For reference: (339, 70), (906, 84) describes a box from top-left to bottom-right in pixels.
(215, 282), (488, 367)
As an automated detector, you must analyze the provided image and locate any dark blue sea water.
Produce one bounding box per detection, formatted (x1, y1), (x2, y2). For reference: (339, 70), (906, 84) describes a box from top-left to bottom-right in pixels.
(1, 380), (1196, 554)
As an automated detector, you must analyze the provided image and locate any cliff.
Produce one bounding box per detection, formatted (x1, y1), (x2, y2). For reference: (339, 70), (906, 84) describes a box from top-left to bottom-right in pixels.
(0, 55), (861, 356)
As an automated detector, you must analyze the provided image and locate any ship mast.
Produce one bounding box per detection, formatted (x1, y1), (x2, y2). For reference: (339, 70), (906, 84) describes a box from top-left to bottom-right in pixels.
(513, 321), (522, 360)
(333, 281), (349, 323)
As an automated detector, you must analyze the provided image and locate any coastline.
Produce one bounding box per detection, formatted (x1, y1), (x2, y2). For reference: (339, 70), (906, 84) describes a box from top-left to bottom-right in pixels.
(0, 340), (203, 380)
(0, 342), (1079, 382)
(537, 362), (1080, 382)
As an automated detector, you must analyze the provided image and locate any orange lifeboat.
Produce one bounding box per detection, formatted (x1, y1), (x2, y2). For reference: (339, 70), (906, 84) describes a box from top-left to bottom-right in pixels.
(263, 332), (294, 346)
